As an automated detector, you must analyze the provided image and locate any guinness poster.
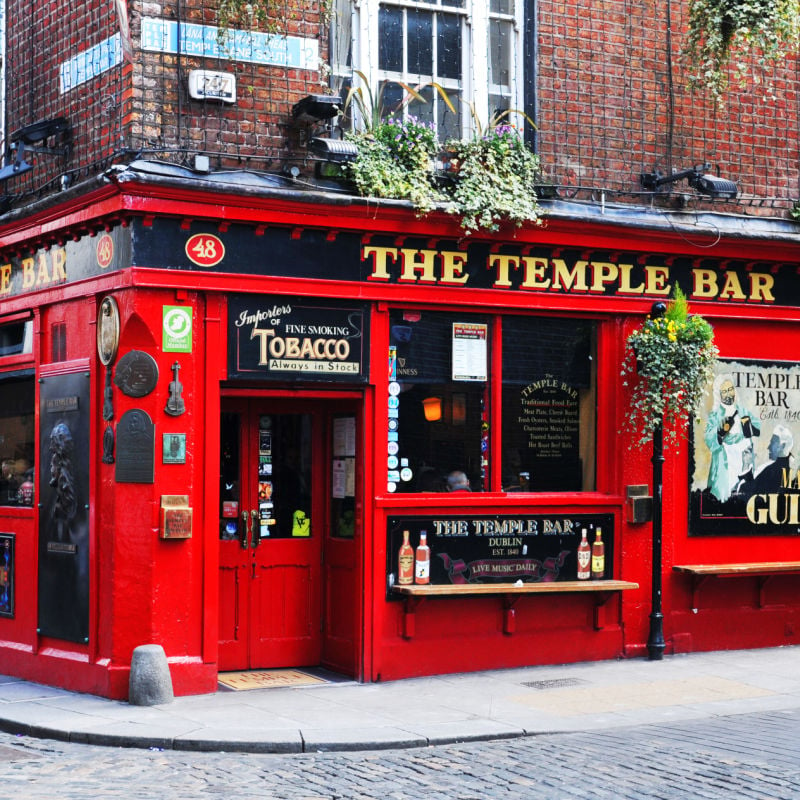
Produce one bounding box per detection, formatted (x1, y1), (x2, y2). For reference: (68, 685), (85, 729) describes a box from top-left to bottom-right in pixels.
(38, 372), (90, 642)
(690, 358), (800, 535)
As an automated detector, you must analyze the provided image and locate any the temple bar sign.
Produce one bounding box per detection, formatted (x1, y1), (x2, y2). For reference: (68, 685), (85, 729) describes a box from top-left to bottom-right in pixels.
(228, 296), (369, 383)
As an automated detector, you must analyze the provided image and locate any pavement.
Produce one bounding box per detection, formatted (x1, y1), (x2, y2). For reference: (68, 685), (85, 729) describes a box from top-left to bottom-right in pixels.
(0, 645), (799, 754)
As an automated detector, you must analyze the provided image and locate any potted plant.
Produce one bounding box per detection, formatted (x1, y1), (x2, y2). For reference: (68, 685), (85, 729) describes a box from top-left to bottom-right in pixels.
(621, 285), (719, 448)
(684, 0), (800, 103)
(344, 116), (446, 214)
(445, 121), (542, 233)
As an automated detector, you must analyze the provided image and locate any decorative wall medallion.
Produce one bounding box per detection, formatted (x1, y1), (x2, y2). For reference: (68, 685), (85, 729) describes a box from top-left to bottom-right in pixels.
(114, 350), (159, 397)
(97, 296), (120, 366)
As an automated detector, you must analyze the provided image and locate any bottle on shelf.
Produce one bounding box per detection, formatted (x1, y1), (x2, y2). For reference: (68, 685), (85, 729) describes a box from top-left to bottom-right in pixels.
(415, 530), (430, 584)
(577, 528), (591, 580)
(398, 529), (414, 585)
(591, 528), (605, 580)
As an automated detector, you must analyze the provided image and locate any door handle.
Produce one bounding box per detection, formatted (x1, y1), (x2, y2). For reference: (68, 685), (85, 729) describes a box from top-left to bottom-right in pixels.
(240, 510), (250, 549)
(250, 509), (260, 548)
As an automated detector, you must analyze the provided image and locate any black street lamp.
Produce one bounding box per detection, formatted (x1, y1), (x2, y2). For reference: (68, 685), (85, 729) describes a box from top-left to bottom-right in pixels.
(647, 301), (667, 661)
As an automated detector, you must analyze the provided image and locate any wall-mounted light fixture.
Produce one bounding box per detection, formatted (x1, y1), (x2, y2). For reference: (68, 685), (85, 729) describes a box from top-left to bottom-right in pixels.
(311, 137), (358, 163)
(0, 117), (71, 184)
(293, 95), (342, 123)
(640, 163), (738, 200)
(422, 397), (443, 422)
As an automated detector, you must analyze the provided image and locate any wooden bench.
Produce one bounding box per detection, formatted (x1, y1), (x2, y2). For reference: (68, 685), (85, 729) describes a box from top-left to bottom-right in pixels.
(392, 580), (639, 638)
(673, 562), (800, 611)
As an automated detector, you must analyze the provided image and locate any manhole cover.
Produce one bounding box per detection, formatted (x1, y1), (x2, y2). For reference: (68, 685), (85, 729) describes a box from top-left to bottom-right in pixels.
(521, 677), (586, 690)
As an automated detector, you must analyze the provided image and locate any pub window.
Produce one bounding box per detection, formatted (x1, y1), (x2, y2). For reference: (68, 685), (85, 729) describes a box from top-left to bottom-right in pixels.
(501, 317), (596, 492)
(0, 375), (35, 506)
(0, 319), (32, 357)
(390, 310), (489, 492)
(388, 311), (597, 493)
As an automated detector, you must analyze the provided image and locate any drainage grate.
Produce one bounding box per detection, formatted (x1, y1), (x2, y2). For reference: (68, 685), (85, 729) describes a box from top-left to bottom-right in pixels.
(521, 677), (587, 690)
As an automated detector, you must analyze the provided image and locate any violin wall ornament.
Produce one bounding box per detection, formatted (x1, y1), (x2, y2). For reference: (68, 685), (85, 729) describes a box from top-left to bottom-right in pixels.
(165, 361), (186, 417)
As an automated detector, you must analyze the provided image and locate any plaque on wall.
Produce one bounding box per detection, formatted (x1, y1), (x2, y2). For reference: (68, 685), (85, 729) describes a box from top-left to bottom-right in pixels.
(0, 533), (14, 618)
(115, 409), (155, 483)
(97, 295), (120, 366)
(114, 350), (159, 397)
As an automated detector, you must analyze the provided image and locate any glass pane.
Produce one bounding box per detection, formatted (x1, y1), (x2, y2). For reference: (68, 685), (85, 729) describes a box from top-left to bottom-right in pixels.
(438, 90), (461, 140)
(219, 412), (241, 540)
(389, 310), (489, 492)
(490, 0), (513, 13)
(381, 80), (405, 118)
(489, 18), (512, 90)
(408, 86), (434, 127)
(331, 415), (356, 538)
(0, 377), (35, 507)
(258, 414), (312, 539)
(407, 9), (433, 77)
(379, 5), (404, 72)
(501, 317), (597, 492)
(437, 13), (461, 80)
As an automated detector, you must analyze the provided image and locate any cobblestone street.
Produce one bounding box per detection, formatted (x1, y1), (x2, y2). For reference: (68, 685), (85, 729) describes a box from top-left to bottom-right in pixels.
(3, 708), (799, 800)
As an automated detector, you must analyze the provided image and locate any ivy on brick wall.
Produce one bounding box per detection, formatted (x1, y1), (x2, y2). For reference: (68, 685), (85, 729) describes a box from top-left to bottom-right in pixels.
(685, 0), (800, 102)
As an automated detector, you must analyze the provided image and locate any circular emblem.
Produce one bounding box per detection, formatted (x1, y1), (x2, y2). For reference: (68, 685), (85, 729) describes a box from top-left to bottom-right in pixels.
(114, 350), (159, 397)
(387, 455), (399, 469)
(387, 441), (399, 455)
(388, 382), (401, 396)
(388, 418), (399, 431)
(97, 296), (120, 366)
(185, 233), (225, 267)
(163, 307), (192, 340)
(96, 234), (114, 269)
(400, 467), (413, 482)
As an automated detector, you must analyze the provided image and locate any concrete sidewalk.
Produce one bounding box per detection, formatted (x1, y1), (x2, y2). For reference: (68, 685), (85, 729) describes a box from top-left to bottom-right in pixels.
(1, 645), (798, 753)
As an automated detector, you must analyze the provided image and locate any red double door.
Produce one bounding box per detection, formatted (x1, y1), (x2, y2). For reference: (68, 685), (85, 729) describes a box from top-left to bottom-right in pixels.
(217, 397), (361, 676)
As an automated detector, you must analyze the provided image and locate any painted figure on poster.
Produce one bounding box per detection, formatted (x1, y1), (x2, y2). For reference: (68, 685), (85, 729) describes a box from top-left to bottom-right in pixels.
(48, 421), (77, 542)
(751, 424), (794, 493)
(704, 375), (761, 502)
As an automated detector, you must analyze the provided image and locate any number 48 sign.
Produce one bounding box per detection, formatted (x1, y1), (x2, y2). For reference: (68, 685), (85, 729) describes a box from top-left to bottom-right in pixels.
(185, 233), (225, 268)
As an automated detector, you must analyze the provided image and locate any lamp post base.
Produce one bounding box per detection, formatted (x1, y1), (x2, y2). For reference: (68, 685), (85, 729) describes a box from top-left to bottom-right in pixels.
(647, 612), (665, 660)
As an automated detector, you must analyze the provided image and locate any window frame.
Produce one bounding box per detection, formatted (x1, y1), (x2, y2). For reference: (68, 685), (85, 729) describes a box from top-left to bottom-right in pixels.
(384, 307), (608, 497)
(345, 0), (525, 139)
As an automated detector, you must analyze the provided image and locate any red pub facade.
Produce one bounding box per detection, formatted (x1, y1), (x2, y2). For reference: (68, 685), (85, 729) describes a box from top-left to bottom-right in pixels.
(1, 0), (800, 699)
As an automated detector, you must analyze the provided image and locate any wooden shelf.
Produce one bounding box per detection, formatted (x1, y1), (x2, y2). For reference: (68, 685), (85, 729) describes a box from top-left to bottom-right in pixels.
(391, 580), (639, 637)
(673, 562), (800, 610)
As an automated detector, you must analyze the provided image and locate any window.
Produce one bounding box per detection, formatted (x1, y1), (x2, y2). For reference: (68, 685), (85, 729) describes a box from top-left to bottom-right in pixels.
(0, 375), (35, 506)
(388, 311), (597, 493)
(336, 0), (523, 139)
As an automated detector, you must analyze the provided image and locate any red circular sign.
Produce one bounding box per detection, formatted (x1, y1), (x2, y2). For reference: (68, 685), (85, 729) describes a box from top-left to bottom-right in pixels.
(96, 234), (114, 268)
(185, 233), (225, 267)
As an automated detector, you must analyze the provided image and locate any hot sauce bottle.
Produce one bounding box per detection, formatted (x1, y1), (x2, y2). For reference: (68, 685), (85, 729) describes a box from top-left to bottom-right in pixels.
(591, 527), (606, 580)
(415, 531), (430, 584)
(398, 530), (414, 585)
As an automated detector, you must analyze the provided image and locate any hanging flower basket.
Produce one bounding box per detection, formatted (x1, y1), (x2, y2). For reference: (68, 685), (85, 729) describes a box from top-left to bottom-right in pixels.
(621, 286), (719, 448)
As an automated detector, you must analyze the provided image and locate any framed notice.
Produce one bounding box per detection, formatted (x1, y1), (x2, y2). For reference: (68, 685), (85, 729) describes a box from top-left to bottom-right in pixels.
(452, 322), (487, 381)
(0, 534), (14, 618)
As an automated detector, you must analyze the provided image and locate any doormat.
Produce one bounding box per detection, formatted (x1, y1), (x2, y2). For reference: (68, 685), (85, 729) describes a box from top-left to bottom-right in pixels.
(218, 669), (328, 691)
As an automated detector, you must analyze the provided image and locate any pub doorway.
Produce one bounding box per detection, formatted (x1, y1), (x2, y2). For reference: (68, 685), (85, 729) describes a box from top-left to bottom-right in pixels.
(217, 396), (361, 677)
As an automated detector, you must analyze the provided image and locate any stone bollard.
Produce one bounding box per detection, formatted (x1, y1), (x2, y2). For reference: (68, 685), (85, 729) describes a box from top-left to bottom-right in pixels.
(129, 644), (174, 706)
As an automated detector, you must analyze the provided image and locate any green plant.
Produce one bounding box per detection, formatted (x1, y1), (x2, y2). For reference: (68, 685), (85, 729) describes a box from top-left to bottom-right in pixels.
(790, 199), (800, 220)
(445, 122), (542, 233)
(684, 0), (800, 103)
(621, 285), (719, 448)
(344, 117), (446, 213)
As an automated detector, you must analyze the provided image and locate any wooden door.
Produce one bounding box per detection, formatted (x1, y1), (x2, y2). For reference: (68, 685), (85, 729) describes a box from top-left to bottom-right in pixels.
(218, 400), (322, 671)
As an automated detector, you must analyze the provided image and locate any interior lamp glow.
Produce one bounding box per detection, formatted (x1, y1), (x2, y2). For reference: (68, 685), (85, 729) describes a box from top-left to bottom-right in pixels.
(422, 397), (443, 422)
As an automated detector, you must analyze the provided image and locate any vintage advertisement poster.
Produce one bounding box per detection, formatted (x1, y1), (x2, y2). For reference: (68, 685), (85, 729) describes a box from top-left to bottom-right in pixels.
(690, 358), (800, 535)
(386, 513), (613, 595)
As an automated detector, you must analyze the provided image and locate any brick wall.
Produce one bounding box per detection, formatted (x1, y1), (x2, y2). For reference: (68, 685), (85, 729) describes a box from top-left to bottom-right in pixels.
(3, 0), (799, 216)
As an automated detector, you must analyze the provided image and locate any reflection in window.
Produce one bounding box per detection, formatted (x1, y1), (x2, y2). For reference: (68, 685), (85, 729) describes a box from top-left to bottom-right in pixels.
(501, 317), (597, 492)
(389, 310), (488, 492)
(0, 376), (35, 506)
